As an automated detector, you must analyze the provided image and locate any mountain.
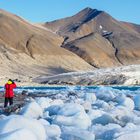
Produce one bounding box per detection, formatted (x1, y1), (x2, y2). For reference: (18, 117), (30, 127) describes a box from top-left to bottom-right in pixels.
(122, 22), (140, 34)
(0, 7), (140, 85)
(0, 9), (93, 85)
(43, 7), (140, 68)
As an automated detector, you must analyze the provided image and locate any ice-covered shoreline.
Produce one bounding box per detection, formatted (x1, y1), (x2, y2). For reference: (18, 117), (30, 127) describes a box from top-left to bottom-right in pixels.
(1, 86), (140, 140)
(0, 65), (140, 87)
(33, 65), (140, 86)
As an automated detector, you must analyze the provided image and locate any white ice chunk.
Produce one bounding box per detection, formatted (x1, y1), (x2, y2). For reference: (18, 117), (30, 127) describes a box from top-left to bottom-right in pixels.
(82, 101), (92, 111)
(134, 95), (140, 110)
(50, 99), (64, 106)
(53, 103), (91, 129)
(45, 124), (61, 138)
(0, 115), (46, 140)
(91, 123), (121, 140)
(92, 113), (115, 125)
(115, 130), (140, 140)
(0, 128), (37, 140)
(93, 100), (111, 110)
(87, 109), (105, 121)
(84, 93), (96, 103)
(117, 97), (134, 111)
(96, 87), (117, 102)
(62, 126), (95, 140)
(36, 97), (51, 110)
(45, 105), (62, 116)
(20, 101), (43, 119)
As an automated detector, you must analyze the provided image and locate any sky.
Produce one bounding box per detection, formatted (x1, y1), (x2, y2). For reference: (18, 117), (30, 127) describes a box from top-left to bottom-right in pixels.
(0, 0), (139, 24)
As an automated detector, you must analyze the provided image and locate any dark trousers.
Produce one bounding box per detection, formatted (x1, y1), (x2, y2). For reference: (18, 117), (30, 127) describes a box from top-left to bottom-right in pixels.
(4, 97), (13, 108)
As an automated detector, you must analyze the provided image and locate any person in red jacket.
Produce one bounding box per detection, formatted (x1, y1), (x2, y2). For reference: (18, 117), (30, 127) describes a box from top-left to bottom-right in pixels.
(4, 79), (17, 108)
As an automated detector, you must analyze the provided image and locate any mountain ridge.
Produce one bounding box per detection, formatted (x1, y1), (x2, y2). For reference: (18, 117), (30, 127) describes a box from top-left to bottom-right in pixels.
(0, 7), (140, 85)
(0, 8), (94, 85)
(43, 7), (140, 68)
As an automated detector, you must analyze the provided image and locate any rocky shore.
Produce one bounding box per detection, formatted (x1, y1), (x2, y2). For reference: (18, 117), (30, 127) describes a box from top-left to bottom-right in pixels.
(33, 65), (140, 86)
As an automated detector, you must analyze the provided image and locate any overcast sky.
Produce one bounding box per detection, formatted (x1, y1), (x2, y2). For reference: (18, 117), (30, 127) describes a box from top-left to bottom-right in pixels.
(0, 0), (139, 24)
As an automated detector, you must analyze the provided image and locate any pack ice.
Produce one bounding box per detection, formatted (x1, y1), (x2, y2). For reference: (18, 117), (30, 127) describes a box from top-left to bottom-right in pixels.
(0, 86), (140, 140)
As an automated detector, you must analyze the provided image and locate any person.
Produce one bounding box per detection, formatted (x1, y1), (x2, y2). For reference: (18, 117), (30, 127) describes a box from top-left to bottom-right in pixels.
(4, 79), (17, 108)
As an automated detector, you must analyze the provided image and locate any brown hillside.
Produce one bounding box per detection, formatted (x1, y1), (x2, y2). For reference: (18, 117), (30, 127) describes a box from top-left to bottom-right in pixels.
(43, 7), (140, 67)
(0, 9), (93, 85)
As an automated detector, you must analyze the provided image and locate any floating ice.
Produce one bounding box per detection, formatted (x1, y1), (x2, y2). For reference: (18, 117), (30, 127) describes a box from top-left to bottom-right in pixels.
(87, 109), (105, 121)
(53, 103), (91, 129)
(115, 131), (140, 140)
(84, 93), (96, 103)
(50, 99), (64, 106)
(114, 123), (140, 140)
(45, 124), (61, 138)
(134, 95), (140, 110)
(45, 105), (62, 116)
(36, 97), (51, 110)
(0, 86), (140, 140)
(95, 87), (117, 102)
(92, 113), (115, 125)
(91, 123), (121, 140)
(57, 103), (85, 116)
(117, 96), (134, 111)
(93, 100), (110, 110)
(0, 128), (38, 140)
(62, 126), (95, 140)
(82, 101), (92, 111)
(20, 101), (43, 119)
(0, 115), (46, 140)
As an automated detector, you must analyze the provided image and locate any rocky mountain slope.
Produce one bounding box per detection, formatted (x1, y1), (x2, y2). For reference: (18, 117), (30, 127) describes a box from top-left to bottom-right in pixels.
(43, 7), (140, 68)
(0, 7), (140, 85)
(0, 9), (93, 85)
(122, 22), (140, 34)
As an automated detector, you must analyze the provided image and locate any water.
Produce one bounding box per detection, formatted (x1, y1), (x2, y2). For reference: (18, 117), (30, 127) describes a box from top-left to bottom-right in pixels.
(13, 85), (140, 91)
(1, 86), (140, 95)
(17, 85), (140, 92)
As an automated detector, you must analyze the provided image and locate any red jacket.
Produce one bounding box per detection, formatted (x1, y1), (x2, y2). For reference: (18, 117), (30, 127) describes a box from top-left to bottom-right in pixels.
(5, 83), (17, 97)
